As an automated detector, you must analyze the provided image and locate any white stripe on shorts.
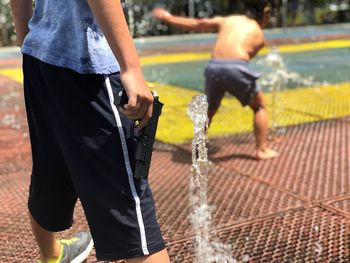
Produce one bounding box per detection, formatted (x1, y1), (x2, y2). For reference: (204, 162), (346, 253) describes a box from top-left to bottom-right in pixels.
(104, 75), (150, 255)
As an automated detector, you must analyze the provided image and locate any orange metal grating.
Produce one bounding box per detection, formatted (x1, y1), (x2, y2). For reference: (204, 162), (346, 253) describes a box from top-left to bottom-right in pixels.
(1, 76), (350, 262)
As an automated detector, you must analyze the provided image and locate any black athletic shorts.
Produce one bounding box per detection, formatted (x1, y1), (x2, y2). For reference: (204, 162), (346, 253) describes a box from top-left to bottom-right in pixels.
(23, 54), (166, 260)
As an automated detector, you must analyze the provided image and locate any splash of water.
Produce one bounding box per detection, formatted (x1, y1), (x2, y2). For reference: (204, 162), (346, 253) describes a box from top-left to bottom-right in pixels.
(187, 95), (236, 263)
(260, 47), (315, 87)
(258, 48), (315, 130)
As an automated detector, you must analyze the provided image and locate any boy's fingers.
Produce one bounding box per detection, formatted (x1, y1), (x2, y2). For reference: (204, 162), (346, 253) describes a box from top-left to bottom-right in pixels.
(119, 94), (153, 121)
(122, 93), (137, 110)
(120, 94), (142, 119)
(122, 104), (141, 118)
(136, 102), (153, 130)
(136, 101), (149, 121)
(152, 8), (168, 19)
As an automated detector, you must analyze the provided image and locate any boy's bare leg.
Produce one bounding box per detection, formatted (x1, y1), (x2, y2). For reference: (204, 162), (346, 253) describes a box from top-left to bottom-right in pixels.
(30, 214), (62, 262)
(207, 96), (224, 128)
(249, 92), (277, 160)
(207, 109), (216, 127)
(126, 249), (170, 263)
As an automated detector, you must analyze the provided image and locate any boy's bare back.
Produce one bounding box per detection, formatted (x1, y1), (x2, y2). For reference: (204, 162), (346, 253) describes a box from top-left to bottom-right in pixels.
(213, 15), (265, 61)
(153, 8), (267, 62)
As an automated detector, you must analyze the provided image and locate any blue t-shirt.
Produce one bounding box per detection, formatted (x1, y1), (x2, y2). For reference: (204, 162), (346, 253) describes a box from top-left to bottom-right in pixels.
(21, 0), (120, 74)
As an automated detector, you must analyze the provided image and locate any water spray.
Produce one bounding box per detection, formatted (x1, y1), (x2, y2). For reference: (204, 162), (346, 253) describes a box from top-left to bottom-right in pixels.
(187, 95), (236, 263)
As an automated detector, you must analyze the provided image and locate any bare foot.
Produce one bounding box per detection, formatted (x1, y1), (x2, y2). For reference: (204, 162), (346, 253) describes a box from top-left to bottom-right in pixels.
(256, 148), (278, 161)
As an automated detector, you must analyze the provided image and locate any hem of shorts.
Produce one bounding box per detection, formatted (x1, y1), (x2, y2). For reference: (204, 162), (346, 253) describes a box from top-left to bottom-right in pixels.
(21, 47), (120, 75)
(28, 202), (73, 232)
(96, 242), (166, 261)
(243, 86), (261, 107)
(210, 58), (248, 64)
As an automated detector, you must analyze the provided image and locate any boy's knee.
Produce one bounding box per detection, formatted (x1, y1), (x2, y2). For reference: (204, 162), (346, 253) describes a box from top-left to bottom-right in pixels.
(249, 92), (267, 113)
(250, 103), (265, 113)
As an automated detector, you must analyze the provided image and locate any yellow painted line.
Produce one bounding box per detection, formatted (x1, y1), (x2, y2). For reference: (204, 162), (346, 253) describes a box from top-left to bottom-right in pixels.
(153, 81), (350, 144)
(141, 52), (210, 66)
(1, 59), (350, 144)
(263, 39), (350, 55)
(0, 68), (23, 83)
(3, 40), (349, 74)
(141, 40), (350, 65)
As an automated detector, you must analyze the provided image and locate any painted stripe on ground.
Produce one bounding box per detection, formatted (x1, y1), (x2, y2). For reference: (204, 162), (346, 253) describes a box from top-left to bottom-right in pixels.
(151, 82), (350, 143)
(1, 66), (350, 144)
(141, 40), (350, 65)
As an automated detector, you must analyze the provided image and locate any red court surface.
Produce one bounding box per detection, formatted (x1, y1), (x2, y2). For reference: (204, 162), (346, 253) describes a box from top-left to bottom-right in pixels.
(1, 23), (350, 261)
(0, 69), (350, 262)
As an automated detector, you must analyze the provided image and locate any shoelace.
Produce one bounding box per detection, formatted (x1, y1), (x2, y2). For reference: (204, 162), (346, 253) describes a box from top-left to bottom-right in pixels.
(59, 237), (79, 246)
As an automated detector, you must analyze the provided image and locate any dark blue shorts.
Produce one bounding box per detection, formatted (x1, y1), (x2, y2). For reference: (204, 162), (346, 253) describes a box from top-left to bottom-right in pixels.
(204, 59), (261, 111)
(23, 54), (165, 260)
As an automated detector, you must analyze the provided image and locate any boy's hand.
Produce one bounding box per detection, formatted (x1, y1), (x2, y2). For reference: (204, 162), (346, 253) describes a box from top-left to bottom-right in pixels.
(119, 69), (153, 129)
(152, 8), (171, 20)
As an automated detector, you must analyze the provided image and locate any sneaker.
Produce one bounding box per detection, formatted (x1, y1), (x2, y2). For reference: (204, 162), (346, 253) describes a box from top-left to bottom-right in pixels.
(38, 232), (94, 263)
(59, 232), (94, 263)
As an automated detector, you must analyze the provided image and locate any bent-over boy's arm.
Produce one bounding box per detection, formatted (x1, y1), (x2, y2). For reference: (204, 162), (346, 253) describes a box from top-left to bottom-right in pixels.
(87, 0), (152, 129)
(10, 0), (33, 46)
(153, 7), (222, 32)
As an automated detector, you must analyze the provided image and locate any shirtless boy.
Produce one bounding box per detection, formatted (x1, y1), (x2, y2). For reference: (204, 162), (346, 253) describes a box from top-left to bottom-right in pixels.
(153, 0), (278, 160)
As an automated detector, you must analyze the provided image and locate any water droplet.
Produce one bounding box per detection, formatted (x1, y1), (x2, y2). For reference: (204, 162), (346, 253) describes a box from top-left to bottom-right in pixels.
(315, 241), (323, 255)
(242, 254), (250, 262)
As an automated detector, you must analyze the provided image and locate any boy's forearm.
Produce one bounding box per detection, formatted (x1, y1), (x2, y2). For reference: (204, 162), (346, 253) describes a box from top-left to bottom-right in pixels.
(10, 0), (33, 46)
(162, 15), (200, 31)
(87, 0), (141, 72)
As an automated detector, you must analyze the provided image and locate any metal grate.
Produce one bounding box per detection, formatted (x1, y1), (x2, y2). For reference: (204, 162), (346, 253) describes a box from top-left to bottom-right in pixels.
(1, 75), (350, 262)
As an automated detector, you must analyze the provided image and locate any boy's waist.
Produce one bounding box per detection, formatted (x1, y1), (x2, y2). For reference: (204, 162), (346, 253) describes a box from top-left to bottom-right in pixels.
(209, 58), (249, 65)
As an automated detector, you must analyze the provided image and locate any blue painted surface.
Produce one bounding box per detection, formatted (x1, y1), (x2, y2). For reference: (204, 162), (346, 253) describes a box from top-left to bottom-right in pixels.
(143, 48), (350, 91)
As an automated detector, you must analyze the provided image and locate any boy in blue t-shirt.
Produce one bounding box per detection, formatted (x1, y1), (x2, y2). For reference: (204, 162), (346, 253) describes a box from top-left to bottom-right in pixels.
(10, 0), (170, 262)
